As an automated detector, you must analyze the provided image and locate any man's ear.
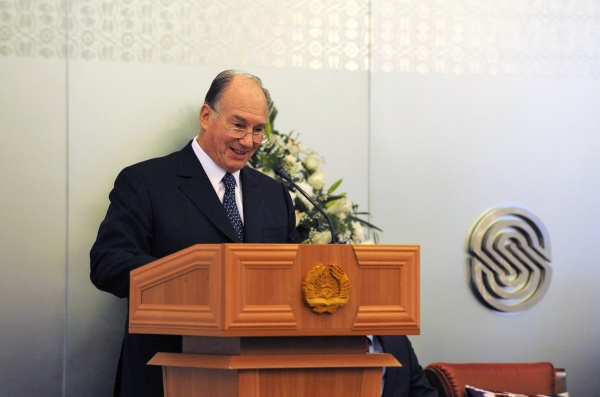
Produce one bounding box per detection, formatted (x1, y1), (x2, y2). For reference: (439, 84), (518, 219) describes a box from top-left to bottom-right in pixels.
(199, 104), (212, 130)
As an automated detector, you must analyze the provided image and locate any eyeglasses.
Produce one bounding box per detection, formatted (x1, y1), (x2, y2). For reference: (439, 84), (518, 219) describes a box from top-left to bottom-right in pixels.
(215, 111), (269, 144)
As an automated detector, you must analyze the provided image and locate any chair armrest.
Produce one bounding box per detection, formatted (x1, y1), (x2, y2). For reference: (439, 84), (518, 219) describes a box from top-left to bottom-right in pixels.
(424, 366), (454, 397)
(424, 362), (564, 397)
(556, 368), (567, 394)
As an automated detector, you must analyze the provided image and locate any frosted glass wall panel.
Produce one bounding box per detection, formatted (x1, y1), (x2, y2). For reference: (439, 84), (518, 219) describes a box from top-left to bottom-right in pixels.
(0, 57), (67, 396)
(370, 7), (600, 397)
(369, 3), (600, 396)
(66, 61), (368, 395)
(63, 0), (370, 394)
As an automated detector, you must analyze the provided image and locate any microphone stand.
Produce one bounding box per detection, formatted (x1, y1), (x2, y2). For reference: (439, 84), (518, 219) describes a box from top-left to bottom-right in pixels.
(274, 165), (338, 244)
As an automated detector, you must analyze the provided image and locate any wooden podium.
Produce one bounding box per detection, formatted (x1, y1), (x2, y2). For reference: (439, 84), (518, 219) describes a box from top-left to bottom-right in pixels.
(129, 244), (420, 397)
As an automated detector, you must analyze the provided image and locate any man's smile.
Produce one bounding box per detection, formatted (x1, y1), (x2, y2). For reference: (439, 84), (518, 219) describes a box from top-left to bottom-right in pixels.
(231, 147), (248, 155)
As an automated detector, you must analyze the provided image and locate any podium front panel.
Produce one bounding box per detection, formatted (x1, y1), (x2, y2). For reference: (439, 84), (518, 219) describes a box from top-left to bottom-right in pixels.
(130, 244), (420, 336)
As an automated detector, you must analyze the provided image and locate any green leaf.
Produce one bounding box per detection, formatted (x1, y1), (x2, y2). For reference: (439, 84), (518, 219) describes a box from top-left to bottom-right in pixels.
(266, 118), (272, 138)
(347, 215), (383, 232)
(323, 194), (347, 204)
(327, 179), (343, 194)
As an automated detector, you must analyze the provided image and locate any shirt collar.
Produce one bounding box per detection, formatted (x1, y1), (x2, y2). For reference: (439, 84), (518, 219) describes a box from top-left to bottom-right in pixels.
(192, 136), (241, 188)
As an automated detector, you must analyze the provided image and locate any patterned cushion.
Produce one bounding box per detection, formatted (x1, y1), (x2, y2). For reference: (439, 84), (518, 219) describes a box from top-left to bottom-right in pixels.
(465, 385), (569, 397)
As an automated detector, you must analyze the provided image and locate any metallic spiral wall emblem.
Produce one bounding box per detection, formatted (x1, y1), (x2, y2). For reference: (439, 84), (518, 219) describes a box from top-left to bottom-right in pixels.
(468, 205), (552, 312)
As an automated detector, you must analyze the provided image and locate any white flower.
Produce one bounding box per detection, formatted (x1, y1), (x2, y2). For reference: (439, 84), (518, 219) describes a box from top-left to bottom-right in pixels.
(272, 135), (285, 148)
(307, 171), (326, 190)
(326, 197), (353, 218)
(298, 143), (310, 154)
(284, 154), (302, 175)
(287, 142), (300, 155)
(339, 229), (352, 242)
(295, 182), (314, 210)
(304, 153), (321, 171)
(351, 221), (364, 242)
(289, 162), (303, 175)
(250, 105), (381, 245)
(312, 230), (332, 244)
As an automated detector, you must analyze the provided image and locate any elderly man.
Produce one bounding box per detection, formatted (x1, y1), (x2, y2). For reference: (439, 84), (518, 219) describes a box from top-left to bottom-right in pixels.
(91, 70), (300, 397)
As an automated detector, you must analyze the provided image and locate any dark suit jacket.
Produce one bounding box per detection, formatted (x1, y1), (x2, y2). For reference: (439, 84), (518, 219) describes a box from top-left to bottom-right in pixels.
(90, 141), (300, 397)
(380, 336), (439, 397)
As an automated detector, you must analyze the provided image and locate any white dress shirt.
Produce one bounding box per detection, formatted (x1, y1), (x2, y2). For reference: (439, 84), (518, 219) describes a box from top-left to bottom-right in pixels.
(192, 136), (244, 223)
(367, 335), (386, 396)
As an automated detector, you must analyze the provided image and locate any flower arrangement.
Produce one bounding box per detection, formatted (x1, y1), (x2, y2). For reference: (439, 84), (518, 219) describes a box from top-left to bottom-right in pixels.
(249, 104), (381, 244)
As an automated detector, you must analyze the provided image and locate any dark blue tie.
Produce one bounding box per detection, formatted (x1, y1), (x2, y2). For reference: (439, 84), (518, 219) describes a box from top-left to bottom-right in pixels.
(222, 172), (244, 242)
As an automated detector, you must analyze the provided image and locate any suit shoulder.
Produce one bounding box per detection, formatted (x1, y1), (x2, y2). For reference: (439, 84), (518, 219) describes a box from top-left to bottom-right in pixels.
(243, 167), (285, 188)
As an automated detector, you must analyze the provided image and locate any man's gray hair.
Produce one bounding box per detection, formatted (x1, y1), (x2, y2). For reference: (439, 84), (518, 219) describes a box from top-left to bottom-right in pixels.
(204, 70), (272, 112)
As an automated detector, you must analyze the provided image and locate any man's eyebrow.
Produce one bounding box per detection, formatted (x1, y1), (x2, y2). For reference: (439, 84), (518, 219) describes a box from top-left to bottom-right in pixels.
(231, 114), (266, 127)
(230, 114), (246, 122)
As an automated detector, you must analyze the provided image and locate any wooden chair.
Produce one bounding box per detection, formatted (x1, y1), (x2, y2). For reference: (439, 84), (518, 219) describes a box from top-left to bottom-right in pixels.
(424, 362), (567, 397)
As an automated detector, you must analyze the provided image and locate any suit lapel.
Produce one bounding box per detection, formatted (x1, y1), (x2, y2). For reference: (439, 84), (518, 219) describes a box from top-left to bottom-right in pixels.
(175, 142), (240, 242)
(240, 168), (264, 243)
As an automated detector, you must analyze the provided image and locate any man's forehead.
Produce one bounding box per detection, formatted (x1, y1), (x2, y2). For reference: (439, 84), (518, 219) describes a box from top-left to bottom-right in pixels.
(219, 77), (267, 108)
(218, 98), (268, 114)
(227, 112), (267, 125)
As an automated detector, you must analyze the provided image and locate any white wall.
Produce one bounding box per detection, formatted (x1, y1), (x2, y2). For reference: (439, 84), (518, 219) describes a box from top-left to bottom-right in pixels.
(0, 57), (67, 395)
(1, 1), (598, 396)
(370, 73), (600, 396)
(369, 2), (600, 395)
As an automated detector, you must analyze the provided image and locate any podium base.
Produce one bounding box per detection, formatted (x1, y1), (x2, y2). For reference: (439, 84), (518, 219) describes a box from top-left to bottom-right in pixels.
(149, 352), (399, 397)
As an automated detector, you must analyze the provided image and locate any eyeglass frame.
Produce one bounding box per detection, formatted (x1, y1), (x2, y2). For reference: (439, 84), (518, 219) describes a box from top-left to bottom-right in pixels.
(212, 108), (270, 144)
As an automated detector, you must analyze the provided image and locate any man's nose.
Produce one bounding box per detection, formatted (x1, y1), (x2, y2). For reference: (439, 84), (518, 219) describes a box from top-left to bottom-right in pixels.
(239, 131), (255, 147)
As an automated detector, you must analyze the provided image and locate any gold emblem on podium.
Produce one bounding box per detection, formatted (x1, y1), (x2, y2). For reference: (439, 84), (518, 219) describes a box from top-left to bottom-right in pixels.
(302, 263), (350, 313)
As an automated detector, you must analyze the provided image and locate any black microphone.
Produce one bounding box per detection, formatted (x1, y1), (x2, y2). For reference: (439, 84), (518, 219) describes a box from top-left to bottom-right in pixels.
(274, 165), (338, 244)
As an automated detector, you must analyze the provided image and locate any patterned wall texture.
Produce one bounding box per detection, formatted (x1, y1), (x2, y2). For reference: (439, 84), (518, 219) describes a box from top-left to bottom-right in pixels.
(1, 0), (599, 76)
(372, 0), (600, 77)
